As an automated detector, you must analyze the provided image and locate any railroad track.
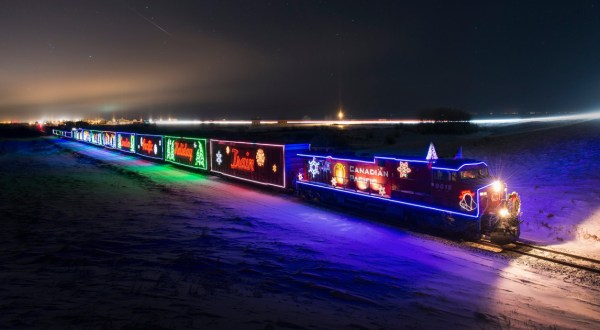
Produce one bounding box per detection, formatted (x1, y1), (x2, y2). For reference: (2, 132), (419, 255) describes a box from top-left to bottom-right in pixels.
(469, 240), (600, 275)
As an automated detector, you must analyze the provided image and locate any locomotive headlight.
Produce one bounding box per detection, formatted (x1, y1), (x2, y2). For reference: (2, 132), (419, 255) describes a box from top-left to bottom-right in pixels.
(498, 208), (510, 218)
(492, 180), (503, 192)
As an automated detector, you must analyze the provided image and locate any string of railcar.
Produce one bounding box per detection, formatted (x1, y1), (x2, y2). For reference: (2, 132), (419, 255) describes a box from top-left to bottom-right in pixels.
(51, 128), (522, 244)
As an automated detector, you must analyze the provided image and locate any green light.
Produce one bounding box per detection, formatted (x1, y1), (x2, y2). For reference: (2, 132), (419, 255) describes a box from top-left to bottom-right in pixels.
(163, 136), (208, 170)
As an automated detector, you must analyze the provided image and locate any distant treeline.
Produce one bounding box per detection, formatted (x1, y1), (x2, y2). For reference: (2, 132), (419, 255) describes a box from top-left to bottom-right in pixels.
(415, 108), (477, 134)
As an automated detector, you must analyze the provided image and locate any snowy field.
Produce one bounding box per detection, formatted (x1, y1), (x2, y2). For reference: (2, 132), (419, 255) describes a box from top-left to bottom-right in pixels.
(0, 121), (599, 329)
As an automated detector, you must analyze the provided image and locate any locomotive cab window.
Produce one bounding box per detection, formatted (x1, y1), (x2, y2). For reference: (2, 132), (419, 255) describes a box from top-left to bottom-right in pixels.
(460, 167), (489, 180)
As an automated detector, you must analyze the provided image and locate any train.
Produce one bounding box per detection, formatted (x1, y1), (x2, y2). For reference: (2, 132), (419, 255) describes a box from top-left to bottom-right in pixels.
(51, 128), (522, 244)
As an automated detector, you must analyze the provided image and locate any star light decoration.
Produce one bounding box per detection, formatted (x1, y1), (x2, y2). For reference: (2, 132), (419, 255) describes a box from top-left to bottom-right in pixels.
(272, 164), (277, 173)
(378, 185), (386, 196)
(331, 177), (337, 186)
(397, 161), (411, 178)
(216, 150), (223, 165)
(308, 157), (320, 178)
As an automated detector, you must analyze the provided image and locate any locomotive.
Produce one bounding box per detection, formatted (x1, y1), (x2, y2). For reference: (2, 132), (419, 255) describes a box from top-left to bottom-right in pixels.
(52, 128), (522, 244)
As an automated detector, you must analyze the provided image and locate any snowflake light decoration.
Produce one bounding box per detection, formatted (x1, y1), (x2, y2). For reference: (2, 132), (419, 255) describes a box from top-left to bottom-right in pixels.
(272, 164), (277, 173)
(331, 177), (337, 186)
(397, 161), (411, 178)
(308, 157), (320, 178)
(256, 149), (266, 167)
(216, 150), (223, 165)
(378, 185), (386, 196)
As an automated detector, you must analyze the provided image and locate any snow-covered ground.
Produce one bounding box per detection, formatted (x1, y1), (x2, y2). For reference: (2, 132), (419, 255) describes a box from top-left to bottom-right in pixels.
(358, 119), (600, 259)
(0, 124), (599, 329)
(468, 120), (600, 258)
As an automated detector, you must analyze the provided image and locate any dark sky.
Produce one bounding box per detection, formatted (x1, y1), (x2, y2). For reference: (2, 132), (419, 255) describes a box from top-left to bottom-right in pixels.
(2, 0), (600, 121)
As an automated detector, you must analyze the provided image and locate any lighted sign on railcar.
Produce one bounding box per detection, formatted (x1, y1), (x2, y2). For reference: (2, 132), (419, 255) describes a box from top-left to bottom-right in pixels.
(210, 140), (288, 188)
(81, 129), (92, 143)
(164, 136), (208, 170)
(73, 129), (83, 141)
(135, 134), (163, 159)
(90, 130), (103, 146)
(116, 132), (135, 153)
(102, 131), (116, 149)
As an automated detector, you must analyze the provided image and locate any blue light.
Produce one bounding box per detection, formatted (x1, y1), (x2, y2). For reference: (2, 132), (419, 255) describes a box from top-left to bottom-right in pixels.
(297, 181), (494, 219)
(297, 154), (488, 172)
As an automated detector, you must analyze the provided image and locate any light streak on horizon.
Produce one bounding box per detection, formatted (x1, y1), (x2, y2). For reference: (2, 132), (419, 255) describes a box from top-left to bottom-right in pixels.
(152, 110), (600, 126)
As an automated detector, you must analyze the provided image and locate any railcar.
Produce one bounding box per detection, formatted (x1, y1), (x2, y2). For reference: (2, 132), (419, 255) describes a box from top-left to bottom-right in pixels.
(51, 129), (521, 243)
(209, 139), (309, 188)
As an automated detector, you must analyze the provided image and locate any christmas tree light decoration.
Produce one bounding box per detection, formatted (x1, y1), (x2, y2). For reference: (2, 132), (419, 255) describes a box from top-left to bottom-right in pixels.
(216, 150), (223, 165)
(129, 135), (135, 153)
(459, 190), (477, 211)
(195, 143), (206, 168)
(272, 164), (277, 173)
(308, 157), (320, 177)
(165, 139), (175, 162)
(454, 146), (463, 159)
(426, 142), (438, 160)
(397, 161), (411, 178)
(298, 173), (303, 181)
(256, 149), (266, 167)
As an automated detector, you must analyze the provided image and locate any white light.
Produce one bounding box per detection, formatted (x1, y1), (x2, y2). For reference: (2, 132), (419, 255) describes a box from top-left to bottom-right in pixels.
(492, 180), (503, 192)
(498, 208), (510, 218)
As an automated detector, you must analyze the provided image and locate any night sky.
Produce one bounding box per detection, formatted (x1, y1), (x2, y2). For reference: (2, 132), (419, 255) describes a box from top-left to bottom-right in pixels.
(2, 0), (600, 121)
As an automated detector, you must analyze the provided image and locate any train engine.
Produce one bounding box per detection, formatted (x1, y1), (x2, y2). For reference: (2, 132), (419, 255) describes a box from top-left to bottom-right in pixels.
(295, 144), (522, 244)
